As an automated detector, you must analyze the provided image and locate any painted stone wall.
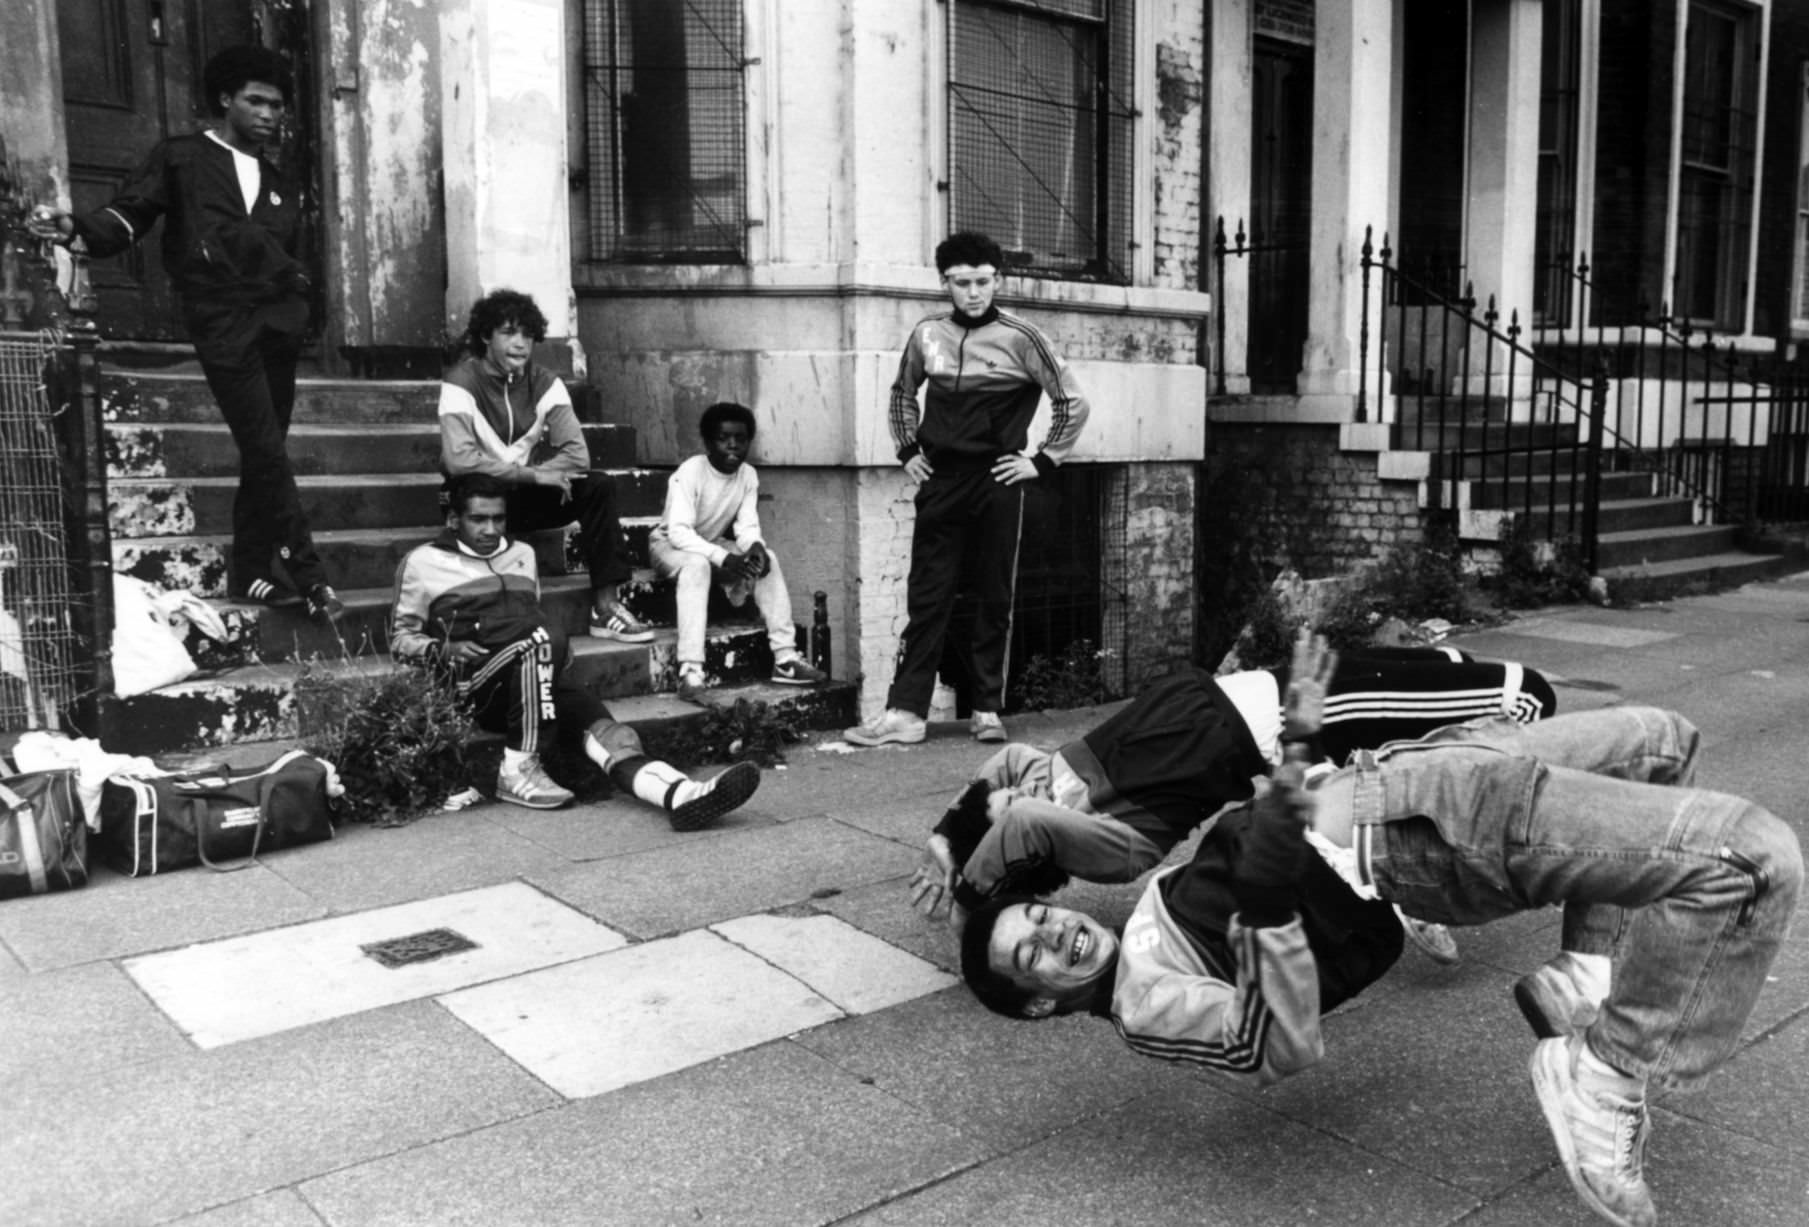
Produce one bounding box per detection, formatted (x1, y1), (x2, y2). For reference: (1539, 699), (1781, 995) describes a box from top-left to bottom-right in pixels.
(1104, 462), (1198, 688)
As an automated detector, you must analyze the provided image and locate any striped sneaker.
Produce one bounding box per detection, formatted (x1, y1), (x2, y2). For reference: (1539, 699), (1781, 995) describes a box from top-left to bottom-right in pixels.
(589, 605), (655, 643)
(666, 760), (760, 831)
(234, 577), (302, 608)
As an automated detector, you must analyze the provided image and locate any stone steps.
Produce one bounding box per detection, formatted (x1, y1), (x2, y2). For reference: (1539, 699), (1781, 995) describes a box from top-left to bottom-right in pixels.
(97, 368), (843, 760)
(104, 631), (852, 758)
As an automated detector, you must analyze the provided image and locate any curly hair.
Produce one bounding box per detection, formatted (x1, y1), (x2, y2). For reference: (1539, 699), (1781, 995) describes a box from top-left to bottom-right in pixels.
(446, 472), (511, 516)
(700, 401), (757, 443)
(935, 231), (1006, 274)
(203, 46), (291, 113)
(463, 290), (549, 357)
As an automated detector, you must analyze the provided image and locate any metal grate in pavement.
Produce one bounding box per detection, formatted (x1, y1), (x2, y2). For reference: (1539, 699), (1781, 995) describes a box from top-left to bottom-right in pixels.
(361, 928), (479, 969)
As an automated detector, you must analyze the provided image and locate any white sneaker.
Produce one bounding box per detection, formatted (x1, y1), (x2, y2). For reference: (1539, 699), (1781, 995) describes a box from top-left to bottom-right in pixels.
(843, 708), (927, 746)
(1515, 953), (1608, 1038)
(495, 756), (574, 810)
(1529, 1036), (1657, 1227)
(970, 711), (1007, 742)
(666, 761), (760, 831)
(1396, 907), (1460, 965)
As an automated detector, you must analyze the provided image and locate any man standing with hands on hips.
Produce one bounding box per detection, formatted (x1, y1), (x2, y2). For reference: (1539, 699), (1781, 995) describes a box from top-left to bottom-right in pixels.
(30, 45), (341, 622)
(845, 231), (1091, 749)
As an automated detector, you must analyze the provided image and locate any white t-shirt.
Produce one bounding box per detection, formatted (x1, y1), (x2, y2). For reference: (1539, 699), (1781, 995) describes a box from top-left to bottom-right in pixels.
(205, 130), (260, 213)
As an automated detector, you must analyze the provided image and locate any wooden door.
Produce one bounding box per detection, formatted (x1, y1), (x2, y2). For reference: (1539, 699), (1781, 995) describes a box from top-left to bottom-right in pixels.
(57, 0), (256, 339)
(1249, 37), (1313, 394)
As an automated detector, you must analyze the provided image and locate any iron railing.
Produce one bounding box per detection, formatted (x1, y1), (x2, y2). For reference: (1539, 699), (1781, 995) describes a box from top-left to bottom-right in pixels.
(1356, 226), (1610, 569)
(1353, 228), (1809, 571)
(1210, 217), (1309, 395)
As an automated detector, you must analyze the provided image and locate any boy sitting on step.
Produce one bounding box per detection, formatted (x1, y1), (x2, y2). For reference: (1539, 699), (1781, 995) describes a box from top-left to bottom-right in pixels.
(439, 288), (653, 644)
(650, 401), (827, 702)
(390, 472), (759, 828)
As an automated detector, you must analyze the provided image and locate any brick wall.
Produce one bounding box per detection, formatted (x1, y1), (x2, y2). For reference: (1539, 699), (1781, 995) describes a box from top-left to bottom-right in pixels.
(1204, 423), (1426, 578)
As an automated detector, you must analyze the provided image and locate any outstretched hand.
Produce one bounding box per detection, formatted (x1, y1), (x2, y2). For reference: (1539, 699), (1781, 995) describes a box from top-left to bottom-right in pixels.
(1281, 626), (1338, 744)
(910, 833), (964, 922)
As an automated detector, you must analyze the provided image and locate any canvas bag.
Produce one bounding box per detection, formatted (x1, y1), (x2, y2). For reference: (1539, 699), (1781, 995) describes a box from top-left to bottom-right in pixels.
(0, 768), (88, 899)
(99, 750), (337, 877)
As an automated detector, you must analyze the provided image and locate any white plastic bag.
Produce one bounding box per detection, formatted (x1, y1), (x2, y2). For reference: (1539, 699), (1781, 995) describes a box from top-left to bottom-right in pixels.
(111, 576), (199, 697)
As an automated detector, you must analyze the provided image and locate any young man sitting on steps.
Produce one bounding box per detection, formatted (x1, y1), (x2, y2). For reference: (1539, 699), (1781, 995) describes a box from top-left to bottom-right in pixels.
(649, 401), (827, 702)
(439, 289), (652, 645)
(390, 473), (759, 829)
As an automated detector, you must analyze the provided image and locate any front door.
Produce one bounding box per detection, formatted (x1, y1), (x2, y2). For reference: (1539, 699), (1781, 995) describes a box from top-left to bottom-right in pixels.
(1249, 36), (1313, 394)
(56, 0), (314, 342)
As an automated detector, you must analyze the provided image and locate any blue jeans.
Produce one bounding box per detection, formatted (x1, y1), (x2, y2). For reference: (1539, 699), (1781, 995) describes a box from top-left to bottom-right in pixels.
(1346, 706), (1801, 1089)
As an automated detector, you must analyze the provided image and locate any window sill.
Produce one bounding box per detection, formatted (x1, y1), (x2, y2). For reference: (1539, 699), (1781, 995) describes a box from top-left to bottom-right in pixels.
(572, 261), (1210, 320)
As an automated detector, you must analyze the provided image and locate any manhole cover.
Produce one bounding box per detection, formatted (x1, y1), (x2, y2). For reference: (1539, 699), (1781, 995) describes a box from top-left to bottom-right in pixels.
(361, 927), (479, 968)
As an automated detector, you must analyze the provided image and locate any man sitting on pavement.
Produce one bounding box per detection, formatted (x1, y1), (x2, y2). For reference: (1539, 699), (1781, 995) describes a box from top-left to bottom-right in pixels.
(390, 473), (758, 829)
(956, 631), (1802, 1227)
(912, 645), (1559, 962)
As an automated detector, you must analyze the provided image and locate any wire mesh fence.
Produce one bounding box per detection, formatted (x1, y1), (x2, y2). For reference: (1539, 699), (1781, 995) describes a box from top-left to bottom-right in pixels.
(0, 330), (84, 731)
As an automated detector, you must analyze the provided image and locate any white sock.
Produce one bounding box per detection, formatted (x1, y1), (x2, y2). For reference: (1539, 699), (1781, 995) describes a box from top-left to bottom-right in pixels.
(582, 732), (613, 773)
(631, 760), (693, 809)
(1564, 951), (1612, 1003)
(1576, 1040), (1644, 1096)
(502, 747), (529, 771)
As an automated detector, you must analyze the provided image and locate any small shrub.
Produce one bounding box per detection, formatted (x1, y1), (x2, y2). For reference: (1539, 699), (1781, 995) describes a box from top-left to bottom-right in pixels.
(1009, 638), (1112, 712)
(652, 697), (804, 767)
(1227, 588), (1304, 671)
(295, 660), (477, 826)
(1488, 514), (1591, 608)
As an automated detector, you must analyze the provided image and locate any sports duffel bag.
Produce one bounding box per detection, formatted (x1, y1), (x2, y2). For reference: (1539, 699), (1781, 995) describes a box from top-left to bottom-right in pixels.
(99, 750), (337, 876)
(0, 768), (88, 898)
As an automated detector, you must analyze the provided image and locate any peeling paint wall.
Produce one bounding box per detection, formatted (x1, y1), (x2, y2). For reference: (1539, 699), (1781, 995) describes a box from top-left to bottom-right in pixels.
(321, 0), (446, 350)
(0, 0), (69, 206)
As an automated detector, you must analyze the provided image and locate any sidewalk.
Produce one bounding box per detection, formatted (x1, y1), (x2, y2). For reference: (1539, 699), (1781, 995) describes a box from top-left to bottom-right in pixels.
(5, 576), (1809, 1227)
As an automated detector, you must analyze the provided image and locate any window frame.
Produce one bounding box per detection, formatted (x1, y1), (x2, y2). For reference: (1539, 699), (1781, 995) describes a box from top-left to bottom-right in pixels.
(1668, 0), (1764, 332)
(944, 0), (1138, 285)
(579, 0), (750, 265)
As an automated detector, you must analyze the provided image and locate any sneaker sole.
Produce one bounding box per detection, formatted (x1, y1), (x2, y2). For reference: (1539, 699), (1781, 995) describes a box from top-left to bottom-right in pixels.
(843, 728), (926, 746)
(590, 627), (656, 643)
(669, 760), (760, 831)
(1528, 1041), (1646, 1227)
(972, 728), (1007, 743)
(1401, 918), (1461, 965)
(496, 790), (572, 810)
(770, 674), (821, 686)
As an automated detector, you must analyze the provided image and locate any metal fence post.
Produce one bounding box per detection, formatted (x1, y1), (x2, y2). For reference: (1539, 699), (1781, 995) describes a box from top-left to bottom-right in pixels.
(1583, 359), (1608, 574)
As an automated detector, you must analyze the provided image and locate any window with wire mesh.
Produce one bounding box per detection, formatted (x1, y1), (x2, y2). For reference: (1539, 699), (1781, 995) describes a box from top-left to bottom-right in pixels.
(582, 0), (745, 263)
(1674, 0), (1757, 331)
(948, 0), (1135, 283)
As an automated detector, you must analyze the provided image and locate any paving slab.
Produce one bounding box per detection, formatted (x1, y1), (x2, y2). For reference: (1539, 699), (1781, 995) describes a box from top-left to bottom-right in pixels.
(815, 875), (964, 971)
(0, 862), (325, 971)
(438, 927), (843, 1098)
(840, 1077), (1478, 1227)
(792, 987), (1178, 1150)
(710, 911), (956, 1014)
(125, 881), (627, 1047)
(167, 1190), (329, 1227)
(1631, 1099), (1809, 1225)
(1667, 1012), (1809, 1153)
(1224, 964), (1564, 1197)
(0, 960), (191, 1080)
(481, 790), (777, 860)
(0, 999), (557, 1226)
(529, 814), (918, 938)
(300, 1039), (975, 1227)
(262, 808), (571, 912)
(1493, 617), (1682, 649)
